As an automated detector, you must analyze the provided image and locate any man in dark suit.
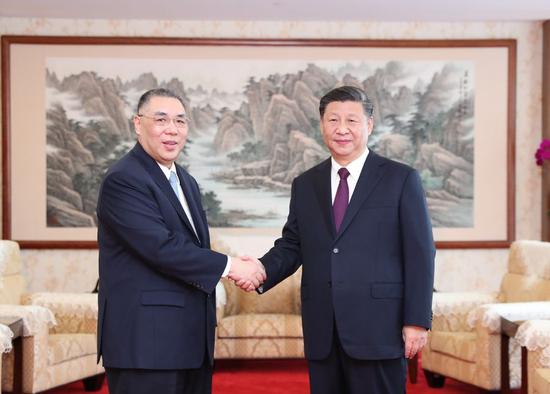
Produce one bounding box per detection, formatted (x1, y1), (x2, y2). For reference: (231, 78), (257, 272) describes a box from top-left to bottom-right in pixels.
(240, 86), (435, 393)
(97, 88), (265, 394)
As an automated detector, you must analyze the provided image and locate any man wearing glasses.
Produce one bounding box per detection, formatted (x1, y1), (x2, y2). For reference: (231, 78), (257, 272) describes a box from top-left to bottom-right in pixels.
(96, 88), (265, 394)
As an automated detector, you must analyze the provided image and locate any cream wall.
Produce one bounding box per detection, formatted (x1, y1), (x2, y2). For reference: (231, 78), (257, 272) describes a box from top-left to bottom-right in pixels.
(0, 18), (543, 293)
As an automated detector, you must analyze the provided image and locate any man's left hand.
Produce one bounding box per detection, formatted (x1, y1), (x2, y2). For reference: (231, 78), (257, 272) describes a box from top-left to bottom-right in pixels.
(402, 325), (428, 359)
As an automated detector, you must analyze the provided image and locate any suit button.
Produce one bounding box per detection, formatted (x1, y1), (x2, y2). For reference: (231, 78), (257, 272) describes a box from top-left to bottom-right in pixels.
(333, 248), (339, 254)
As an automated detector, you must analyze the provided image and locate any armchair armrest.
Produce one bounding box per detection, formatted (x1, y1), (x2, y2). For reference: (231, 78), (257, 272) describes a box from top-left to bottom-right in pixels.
(467, 301), (550, 334)
(0, 324), (13, 353)
(23, 292), (97, 334)
(0, 304), (56, 336)
(431, 291), (498, 332)
(516, 320), (550, 368)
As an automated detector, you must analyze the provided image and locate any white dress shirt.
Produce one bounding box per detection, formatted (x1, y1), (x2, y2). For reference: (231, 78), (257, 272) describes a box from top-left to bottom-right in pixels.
(158, 163), (198, 237)
(330, 147), (370, 204)
(157, 162), (231, 277)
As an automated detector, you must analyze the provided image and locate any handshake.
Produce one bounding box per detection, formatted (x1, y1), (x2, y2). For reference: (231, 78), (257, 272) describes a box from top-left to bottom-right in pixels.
(228, 256), (266, 292)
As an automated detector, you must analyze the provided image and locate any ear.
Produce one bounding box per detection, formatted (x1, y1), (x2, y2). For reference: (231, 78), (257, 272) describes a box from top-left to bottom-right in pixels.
(133, 115), (142, 136)
(366, 117), (374, 135)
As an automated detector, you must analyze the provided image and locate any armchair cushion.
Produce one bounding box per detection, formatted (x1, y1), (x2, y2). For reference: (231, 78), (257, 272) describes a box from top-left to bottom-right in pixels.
(430, 331), (477, 363)
(217, 313), (302, 339)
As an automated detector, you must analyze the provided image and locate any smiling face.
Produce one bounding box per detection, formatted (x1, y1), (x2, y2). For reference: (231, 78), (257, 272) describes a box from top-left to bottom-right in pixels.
(134, 96), (188, 168)
(320, 100), (373, 166)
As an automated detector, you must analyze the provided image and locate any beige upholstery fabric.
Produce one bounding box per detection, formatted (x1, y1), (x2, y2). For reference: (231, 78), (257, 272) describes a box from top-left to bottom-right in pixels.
(26, 293), (98, 334)
(0, 240), (104, 393)
(508, 240), (550, 278)
(235, 273), (301, 315)
(500, 274), (550, 303)
(0, 241), (26, 305)
(48, 333), (97, 365)
(432, 292), (498, 332)
(422, 240), (550, 391)
(533, 368), (550, 394)
(215, 268), (304, 359)
(215, 337), (305, 359)
(217, 314), (302, 339)
(430, 332), (477, 362)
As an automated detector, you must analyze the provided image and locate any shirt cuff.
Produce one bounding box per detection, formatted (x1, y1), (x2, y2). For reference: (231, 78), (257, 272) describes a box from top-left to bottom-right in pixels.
(222, 256), (231, 277)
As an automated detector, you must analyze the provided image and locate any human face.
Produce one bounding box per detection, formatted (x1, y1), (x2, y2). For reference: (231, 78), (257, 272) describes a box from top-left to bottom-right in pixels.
(320, 101), (373, 166)
(134, 96), (188, 168)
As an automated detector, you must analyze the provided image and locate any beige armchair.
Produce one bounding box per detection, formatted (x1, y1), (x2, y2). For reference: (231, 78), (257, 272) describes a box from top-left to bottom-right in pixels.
(214, 268), (304, 359)
(516, 320), (550, 394)
(0, 240), (104, 393)
(422, 240), (550, 391)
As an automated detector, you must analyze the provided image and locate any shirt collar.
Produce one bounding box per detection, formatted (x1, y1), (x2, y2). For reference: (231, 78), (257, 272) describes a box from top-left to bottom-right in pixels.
(331, 147), (370, 180)
(157, 162), (177, 181)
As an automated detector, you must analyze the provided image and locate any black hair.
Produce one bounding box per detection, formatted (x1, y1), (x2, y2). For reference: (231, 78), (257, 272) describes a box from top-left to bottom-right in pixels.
(136, 88), (186, 114)
(319, 85), (374, 118)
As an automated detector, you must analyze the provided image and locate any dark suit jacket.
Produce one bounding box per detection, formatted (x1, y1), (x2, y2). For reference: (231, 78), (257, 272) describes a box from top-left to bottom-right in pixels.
(96, 143), (227, 369)
(260, 151), (435, 361)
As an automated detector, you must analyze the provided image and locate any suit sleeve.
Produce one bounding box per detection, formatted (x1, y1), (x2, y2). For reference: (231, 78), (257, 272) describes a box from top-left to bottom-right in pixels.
(399, 169), (435, 329)
(259, 178), (303, 292)
(97, 169), (227, 294)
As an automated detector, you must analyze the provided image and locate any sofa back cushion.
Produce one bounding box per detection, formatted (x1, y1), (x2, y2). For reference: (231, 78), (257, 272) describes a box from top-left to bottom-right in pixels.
(224, 267), (302, 315)
(500, 241), (550, 303)
(0, 241), (26, 305)
(500, 273), (550, 302)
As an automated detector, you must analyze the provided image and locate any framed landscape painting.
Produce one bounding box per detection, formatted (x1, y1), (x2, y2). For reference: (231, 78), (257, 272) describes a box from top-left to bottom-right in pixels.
(1, 36), (515, 248)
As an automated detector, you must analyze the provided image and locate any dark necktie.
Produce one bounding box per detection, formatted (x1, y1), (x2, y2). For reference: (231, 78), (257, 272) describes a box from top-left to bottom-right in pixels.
(333, 167), (350, 233)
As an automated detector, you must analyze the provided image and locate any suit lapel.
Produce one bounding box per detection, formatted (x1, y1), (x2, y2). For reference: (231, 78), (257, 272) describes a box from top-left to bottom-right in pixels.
(313, 159), (336, 239)
(176, 166), (207, 246)
(131, 143), (200, 243)
(334, 151), (386, 242)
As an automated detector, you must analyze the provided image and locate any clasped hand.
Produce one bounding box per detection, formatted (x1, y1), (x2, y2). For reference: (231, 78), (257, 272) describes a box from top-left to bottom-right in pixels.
(228, 256), (266, 292)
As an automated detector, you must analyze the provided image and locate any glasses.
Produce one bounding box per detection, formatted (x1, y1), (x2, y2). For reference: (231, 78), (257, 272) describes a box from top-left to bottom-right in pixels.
(138, 114), (189, 129)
